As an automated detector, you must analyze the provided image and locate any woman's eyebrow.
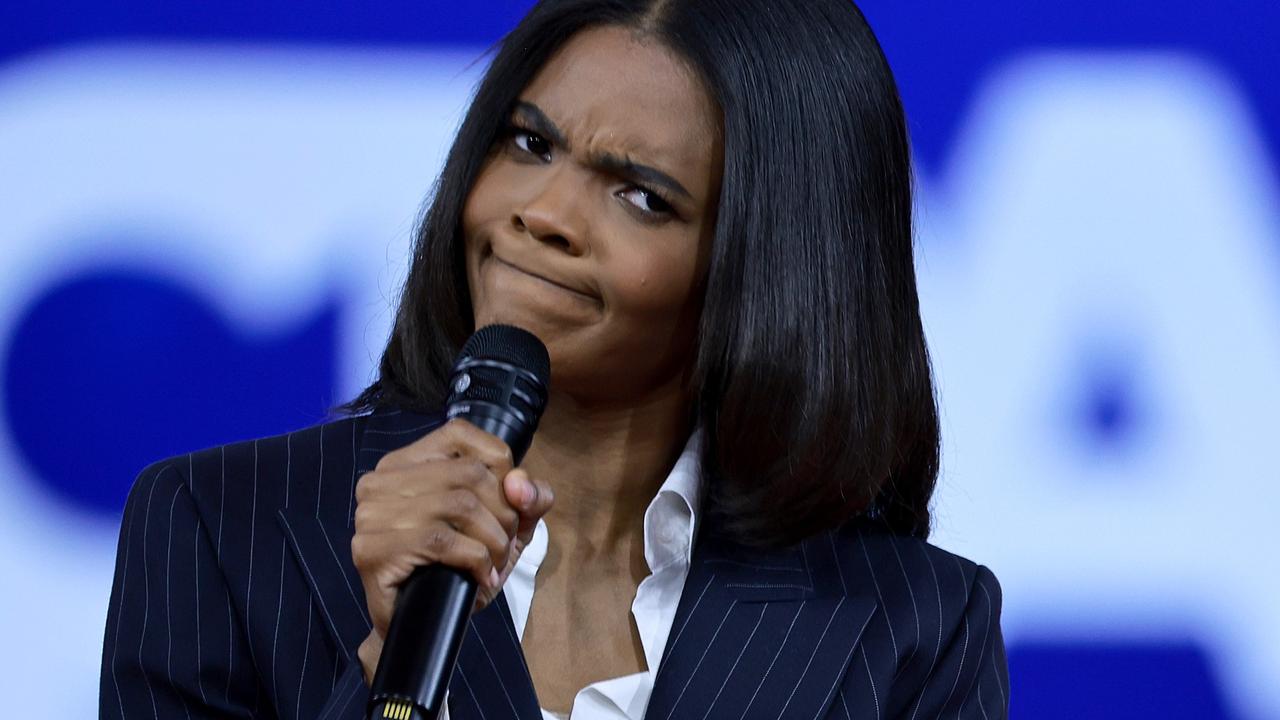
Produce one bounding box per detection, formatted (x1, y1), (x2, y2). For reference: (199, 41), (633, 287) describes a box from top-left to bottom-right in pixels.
(593, 152), (692, 201)
(513, 100), (693, 202)
(512, 101), (569, 148)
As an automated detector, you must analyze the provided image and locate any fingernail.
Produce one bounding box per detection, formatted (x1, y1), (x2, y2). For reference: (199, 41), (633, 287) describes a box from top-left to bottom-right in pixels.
(522, 479), (537, 508)
(489, 568), (500, 588)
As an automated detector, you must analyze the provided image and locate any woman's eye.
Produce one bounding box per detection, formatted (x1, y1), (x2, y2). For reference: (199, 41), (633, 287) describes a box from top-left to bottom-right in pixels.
(512, 130), (551, 159)
(618, 186), (674, 217)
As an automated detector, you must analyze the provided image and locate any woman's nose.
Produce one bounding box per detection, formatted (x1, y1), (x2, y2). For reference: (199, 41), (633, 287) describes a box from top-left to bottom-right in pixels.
(511, 169), (588, 256)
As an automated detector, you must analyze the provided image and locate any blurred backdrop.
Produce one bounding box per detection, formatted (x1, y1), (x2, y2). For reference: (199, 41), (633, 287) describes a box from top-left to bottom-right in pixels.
(1, 1), (1277, 717)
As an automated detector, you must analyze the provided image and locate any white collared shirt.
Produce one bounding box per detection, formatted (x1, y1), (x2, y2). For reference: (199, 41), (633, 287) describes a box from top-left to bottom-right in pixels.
(440, 427), (703, 720)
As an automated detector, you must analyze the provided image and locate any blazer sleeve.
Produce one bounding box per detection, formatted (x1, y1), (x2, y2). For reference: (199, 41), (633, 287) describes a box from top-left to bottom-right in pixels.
(100, 461), (265, 718)
(895, 564), (1010, 719)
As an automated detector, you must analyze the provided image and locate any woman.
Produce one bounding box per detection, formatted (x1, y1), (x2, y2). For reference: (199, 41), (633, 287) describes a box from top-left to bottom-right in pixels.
(101, 0), (1009, 718)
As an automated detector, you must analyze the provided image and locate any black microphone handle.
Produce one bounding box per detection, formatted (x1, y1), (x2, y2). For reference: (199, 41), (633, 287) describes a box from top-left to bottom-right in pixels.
(368, 408), (534, 720)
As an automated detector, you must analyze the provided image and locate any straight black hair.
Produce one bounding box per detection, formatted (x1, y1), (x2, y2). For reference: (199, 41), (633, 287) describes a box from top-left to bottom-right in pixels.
(345, 0), (940, 546)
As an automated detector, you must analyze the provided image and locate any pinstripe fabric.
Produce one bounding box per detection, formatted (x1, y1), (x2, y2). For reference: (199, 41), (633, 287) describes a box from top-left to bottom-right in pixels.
(102, 406), (1009, 719)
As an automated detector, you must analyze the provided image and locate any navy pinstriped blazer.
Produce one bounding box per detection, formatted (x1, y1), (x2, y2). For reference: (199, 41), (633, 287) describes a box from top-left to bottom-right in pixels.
(101, 406), (1009, 719)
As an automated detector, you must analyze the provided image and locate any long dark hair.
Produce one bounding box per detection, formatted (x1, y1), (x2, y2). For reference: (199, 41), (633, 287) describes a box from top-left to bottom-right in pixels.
(345, 0), (939, 546)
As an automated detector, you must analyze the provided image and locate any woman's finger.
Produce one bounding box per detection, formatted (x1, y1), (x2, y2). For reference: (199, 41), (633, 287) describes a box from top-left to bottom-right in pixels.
(375, 418), (514, 477)
(359, 458), (517, 535)
(353, 523), (500, 635)
(439, 488), (516, 571)
(357, 630), (384, 686)
(503, 468), (555, 545)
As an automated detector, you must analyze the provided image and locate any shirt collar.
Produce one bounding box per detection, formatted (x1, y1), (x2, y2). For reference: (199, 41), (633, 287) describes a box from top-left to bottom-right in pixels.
(504, 427), (705, 640)
(641, 425), (704, 573)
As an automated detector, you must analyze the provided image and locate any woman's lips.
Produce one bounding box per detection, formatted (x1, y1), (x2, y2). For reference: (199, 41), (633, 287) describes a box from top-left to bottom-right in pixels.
(490, 255), (600, 304)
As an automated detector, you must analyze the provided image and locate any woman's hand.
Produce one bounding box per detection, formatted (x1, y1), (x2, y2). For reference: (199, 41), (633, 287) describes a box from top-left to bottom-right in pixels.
(351, 418), (555, 685)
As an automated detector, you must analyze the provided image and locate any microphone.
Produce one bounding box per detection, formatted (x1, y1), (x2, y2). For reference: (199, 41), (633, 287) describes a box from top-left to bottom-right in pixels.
(368, 324), (550, 720)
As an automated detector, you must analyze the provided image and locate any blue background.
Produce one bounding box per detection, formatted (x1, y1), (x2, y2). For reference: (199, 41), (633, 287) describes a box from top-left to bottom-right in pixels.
(2, 1), (1277, 717)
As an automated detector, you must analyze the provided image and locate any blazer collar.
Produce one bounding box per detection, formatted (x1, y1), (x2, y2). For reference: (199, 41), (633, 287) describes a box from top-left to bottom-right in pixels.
(642, 530), (876, 720)
(279, 406), (876, 720)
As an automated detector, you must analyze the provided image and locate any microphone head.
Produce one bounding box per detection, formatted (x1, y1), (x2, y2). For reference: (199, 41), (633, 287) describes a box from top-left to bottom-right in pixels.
(458, 324), (551, 383)
(446, 324), (550, 464)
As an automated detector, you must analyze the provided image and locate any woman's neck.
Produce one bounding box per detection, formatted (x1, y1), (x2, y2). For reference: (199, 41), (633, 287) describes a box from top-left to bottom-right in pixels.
(520, 382), (694, 562)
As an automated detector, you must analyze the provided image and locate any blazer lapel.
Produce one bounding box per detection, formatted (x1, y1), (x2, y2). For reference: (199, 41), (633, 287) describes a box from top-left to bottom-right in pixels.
(446, 593), (542, 720)
(277, 513), (540, 720)
(646, 531), (877, 720)
(277, 407), (445, 656)
(277, 507), (374, 655)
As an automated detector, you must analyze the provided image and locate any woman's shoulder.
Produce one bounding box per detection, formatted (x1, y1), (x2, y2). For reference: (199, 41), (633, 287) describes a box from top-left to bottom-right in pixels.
(130, 412), (362, 496)
(823, 517), (1004, 680)
(834, 517), (998, 590)
(818, 518), (1007, 713)
(827, 516), (1001, 611)
(124, 406), (443, 527)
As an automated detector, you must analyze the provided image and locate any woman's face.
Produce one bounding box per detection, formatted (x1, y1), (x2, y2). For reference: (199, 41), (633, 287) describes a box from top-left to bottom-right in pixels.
(463, 25), (723, 405)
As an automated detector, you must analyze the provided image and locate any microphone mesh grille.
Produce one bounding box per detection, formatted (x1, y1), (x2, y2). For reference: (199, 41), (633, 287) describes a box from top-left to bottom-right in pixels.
(459, 324), (551, 384)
